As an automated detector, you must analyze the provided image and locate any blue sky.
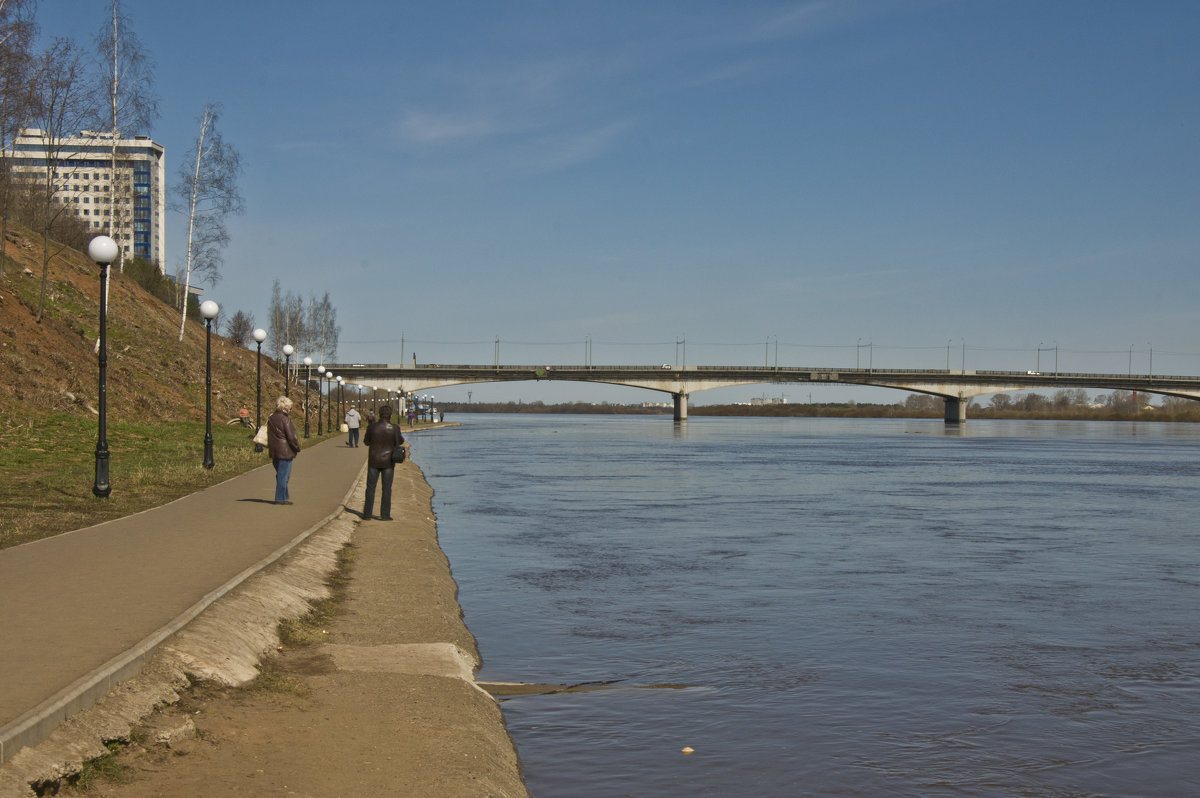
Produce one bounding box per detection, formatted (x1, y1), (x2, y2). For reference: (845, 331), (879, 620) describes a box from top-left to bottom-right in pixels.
(41, 1), (1200, 404)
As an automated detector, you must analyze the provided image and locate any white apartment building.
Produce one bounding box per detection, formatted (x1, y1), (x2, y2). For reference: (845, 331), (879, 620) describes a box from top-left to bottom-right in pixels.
(8, 128), (166, 267)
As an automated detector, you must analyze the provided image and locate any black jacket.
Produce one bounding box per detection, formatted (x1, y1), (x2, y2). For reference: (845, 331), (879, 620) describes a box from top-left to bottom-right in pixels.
(363, 420), (403, 469)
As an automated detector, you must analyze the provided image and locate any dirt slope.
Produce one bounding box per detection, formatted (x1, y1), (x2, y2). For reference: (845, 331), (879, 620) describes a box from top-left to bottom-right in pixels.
(1, 224), (287, 424)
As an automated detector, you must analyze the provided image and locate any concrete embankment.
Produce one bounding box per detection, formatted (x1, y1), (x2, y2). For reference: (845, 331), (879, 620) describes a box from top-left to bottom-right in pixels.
(0, 449), (529, 797)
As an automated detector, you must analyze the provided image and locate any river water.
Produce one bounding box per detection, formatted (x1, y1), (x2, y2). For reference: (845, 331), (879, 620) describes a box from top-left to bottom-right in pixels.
(414, 415), (1200, 797)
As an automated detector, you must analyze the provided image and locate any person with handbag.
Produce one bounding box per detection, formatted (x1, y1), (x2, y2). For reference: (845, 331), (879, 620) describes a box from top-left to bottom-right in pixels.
(267, 395), (302, 505)
(361, 404), (405, 520)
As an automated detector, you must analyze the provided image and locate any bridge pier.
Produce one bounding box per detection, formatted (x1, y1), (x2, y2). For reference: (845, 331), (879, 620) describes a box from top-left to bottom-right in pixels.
(944, 397), (966, 425)
(673, 392), (689, 421)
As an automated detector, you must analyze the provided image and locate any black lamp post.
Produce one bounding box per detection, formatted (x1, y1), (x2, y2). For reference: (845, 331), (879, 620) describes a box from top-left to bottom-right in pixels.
(338, 377), (345, 423)
(200, 300), (220, 469)
(253, 328), (266, 452)
(372, 386), (378, 416)
(282, 344), (294, 396)
(303, 356), (312, 438)
(89, 235), (118, 498)
(327, 373), (335, 433)
(317, 365), (325, 434)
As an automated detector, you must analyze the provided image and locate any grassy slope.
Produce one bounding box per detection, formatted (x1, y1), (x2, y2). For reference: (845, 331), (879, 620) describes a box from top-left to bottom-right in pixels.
(0, 222), (332, 548)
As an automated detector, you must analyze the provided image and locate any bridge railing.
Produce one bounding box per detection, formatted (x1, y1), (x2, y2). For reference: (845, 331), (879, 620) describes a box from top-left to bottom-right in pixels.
(327, 363), (1199, 383)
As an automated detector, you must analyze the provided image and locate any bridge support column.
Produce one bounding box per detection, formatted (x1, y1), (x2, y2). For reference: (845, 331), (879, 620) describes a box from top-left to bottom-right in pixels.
(944, 397), (967, 424)
(673, 392), (689, 421)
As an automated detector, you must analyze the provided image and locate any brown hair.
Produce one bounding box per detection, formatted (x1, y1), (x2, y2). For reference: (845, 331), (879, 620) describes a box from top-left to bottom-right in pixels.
(379, 404), (393, 420)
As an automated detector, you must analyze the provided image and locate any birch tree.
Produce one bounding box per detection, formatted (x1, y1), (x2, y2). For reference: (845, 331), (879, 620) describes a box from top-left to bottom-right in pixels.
(92, 0), (158, 273)
(173, 102), (242, 340)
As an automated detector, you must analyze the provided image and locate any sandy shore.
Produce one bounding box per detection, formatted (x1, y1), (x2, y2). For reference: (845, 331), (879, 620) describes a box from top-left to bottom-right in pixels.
(36, 459), (529, 798)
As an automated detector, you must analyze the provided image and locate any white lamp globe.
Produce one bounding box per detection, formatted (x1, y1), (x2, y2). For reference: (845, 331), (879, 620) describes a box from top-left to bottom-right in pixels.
(87, 235), (119, 264)
(283, 344), (294, 356)
(253, 328), (267, 343)
(199, 300), (219, 320)
(303, 356), (312, 366)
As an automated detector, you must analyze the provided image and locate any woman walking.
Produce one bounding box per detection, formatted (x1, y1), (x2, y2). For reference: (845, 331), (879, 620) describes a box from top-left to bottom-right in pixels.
(362, 404), (405, 520)
(268, 395), (301, 505)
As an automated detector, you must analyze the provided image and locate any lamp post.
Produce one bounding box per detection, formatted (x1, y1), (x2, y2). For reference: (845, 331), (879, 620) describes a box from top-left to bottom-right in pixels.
(89, 235), (118, 498)
(303, 356), (312, 437)
(282, 344), (294, 396)
(328, 374), (336, 433)
(252, 328), (266, 452)
(200, 300), (220, 469)
(317, 366), (325, 434)
(338, 377), (345, 424)
(373, 385), (378, 416)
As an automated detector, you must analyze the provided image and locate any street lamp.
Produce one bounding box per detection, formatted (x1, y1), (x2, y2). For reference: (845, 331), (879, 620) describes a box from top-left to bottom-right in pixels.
(303, 356), (312, 437)
(282, 344), (294, 396)
(89, 235), (118, 498)
(200, 300), (220, 469)
(317, 365), (325, 434)
(327, 374), (336, 433)
(338, 377), (345, 424)
(252, 328), (266, 452)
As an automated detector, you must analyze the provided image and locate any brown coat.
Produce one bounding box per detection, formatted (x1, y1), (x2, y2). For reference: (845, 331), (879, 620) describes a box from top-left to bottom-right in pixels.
(267, 410), (301, 460)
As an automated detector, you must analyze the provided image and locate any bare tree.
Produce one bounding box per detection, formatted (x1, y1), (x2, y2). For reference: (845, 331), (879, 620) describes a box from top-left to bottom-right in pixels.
(173, 102), (242, 340)
(0, 0), (37, 284)
(307, 291), (339, 364)
(225, 309), (253, 347)
(92, 0), (158, 274)
(27, 38), (97, 322)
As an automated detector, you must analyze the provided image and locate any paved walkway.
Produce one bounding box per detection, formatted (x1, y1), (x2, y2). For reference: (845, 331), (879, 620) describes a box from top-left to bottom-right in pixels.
(0, 436), (366, 764)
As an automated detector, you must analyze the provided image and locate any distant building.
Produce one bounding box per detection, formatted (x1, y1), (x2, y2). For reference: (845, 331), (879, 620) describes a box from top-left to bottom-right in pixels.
(8, 129), (166, 267)
(748, 395), (788, 406)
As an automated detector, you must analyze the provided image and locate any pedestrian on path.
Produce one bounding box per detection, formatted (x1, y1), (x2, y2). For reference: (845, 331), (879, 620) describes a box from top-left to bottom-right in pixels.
(362, 404), (405, 520)
(345, 406), (362, 447)
(268, 395), (302, 504)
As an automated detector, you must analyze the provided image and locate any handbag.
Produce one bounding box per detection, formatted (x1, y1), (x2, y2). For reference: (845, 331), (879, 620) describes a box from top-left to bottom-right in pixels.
(253, 425), (268, 447)
(391, 427), (406, 463)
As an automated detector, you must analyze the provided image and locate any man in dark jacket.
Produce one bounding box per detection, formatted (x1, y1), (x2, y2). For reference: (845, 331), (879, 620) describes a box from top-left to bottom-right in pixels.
(362, 404), (405, 520)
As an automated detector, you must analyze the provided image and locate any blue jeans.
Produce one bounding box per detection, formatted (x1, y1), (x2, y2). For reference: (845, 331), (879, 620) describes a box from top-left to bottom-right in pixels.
(348, 427), (359, 447)
(363, 465), (394, 518)
(273, 458), (294, 503)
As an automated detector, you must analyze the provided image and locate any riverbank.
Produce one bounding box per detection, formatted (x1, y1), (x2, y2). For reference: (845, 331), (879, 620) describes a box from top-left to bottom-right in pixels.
(29, 456), (527, 798)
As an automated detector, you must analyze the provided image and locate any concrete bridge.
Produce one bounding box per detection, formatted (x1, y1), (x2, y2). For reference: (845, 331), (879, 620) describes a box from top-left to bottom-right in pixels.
(319, 364), (1200, 422)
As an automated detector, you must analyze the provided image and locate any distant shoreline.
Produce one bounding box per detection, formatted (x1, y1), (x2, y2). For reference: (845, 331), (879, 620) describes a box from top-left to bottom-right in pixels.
(436, 402), (1200, 423)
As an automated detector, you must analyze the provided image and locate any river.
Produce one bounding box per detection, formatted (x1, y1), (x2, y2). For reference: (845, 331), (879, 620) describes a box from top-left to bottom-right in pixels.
(415, 414), (1200, 797)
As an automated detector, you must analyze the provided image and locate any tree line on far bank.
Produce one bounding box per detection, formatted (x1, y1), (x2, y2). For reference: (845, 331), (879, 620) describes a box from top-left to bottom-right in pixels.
(439, 389), (1200, 421)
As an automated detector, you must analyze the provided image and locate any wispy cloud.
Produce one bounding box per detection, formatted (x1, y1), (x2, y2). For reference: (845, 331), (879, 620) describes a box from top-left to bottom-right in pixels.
(523, 119), (635, 173)
(397, 111), (496, 144)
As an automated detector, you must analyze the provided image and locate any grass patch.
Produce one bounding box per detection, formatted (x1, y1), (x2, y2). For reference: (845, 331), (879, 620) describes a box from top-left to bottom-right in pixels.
(0, 416), (339, 549)
(249, 658), (311, 696)
(65, 741), (128, 791)
(277, 543), (357, 647)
